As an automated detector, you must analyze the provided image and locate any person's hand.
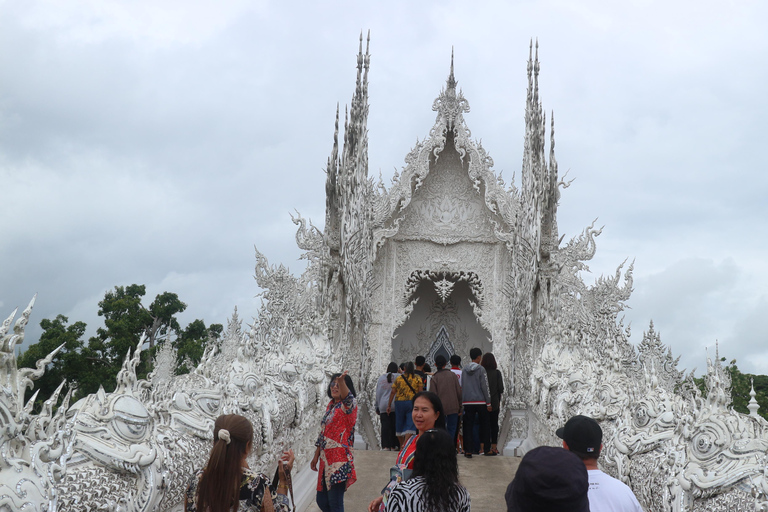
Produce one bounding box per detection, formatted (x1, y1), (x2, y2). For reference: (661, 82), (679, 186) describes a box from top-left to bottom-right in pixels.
(368, 495), (383, 512)
(386, 406), (391, 414)
(310, 453), (319, 472)
(335, 371), (348, 387)
(280, 449), (295, 472)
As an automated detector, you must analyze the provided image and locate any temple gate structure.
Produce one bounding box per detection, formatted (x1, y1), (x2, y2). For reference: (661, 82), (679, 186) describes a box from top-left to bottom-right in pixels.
(308, 37), (564, 453)
(4, 35), (768, 512)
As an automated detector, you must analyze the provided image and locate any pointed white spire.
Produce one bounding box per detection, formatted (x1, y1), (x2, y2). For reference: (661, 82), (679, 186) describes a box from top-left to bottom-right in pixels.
(748, 378), (760, 418)
(446, 46), (457, 92)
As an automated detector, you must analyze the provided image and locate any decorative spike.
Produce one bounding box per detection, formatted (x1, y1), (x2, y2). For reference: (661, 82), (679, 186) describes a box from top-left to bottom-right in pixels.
(0, 307), (17, 339)
(748, 378), (760, 417)
(24, 389), (40, 414)
(550, 110), (556, 153)
(14, 294), (36, 334)
(443, 47), (458, 106)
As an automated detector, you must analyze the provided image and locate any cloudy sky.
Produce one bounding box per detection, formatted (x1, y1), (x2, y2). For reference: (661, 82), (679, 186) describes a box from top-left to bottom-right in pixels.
(1, 0), (766, 376)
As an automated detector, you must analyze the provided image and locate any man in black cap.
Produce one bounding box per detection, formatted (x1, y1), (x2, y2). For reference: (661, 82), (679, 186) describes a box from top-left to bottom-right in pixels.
(557, 415), (644, 512)
(505, 446), (589, 512)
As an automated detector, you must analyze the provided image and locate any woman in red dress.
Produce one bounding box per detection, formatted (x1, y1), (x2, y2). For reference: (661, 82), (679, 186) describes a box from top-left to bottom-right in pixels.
(311, 371), (357, 512)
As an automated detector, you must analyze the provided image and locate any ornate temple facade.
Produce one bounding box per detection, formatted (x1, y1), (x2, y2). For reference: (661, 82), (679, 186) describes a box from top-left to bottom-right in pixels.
(3, 36), (768, 512)
(301, 36), (576, 451)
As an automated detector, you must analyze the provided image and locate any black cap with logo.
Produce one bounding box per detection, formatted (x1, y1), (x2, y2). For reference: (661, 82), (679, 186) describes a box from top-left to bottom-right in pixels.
(556, 415), (602, 456)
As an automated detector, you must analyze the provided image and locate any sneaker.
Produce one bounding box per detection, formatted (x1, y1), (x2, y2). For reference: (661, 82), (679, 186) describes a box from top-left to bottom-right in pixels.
(464, 453), (473, 458)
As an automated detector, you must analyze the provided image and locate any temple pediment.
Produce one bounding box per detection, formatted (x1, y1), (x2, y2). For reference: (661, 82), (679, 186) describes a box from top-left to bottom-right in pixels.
(372, 55), (519, 251)
(391, 135), (503, 244)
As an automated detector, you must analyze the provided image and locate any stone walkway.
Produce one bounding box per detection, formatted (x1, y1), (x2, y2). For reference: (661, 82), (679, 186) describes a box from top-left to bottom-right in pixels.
(302, 449), (520, 511)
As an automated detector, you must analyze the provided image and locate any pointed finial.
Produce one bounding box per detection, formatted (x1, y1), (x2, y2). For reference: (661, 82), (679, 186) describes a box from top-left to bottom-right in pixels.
(446, 47), (457, 92)
(748, 378), (760, 417)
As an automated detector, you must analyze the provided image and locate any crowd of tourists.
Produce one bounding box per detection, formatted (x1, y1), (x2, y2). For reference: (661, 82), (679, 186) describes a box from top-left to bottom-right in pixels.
(183, 350), (645, 512)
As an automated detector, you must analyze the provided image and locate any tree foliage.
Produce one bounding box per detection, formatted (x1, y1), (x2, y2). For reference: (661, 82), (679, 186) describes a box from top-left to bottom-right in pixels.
(16, 315), (86, 412)
(695, 358), (768, 421)
(174, 319), (223, 375)
(18, 284), (221, 403)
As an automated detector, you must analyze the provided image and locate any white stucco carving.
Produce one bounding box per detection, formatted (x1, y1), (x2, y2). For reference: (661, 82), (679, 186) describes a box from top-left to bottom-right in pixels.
(3, 37), (768, 512)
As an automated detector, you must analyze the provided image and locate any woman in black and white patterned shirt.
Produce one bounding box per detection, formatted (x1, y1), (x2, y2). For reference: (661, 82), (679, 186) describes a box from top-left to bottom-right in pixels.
(385, 429), (470, 512)
(185, 414), (293, 512)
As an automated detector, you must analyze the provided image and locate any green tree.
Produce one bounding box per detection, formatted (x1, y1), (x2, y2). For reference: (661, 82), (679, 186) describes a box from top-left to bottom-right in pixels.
(19, 285), (221, 398)
(694, 358), (768, 421)
(174, 319), (223, 374)
(84, 284), (187, 394)
(17, 315), (86, 411)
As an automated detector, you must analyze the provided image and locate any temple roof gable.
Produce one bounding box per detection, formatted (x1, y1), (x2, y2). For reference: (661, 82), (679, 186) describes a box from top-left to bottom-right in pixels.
(372, 54), (520, 252)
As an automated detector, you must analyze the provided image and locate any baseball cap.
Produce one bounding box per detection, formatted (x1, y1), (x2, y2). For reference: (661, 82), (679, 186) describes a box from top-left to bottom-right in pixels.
(556, 415), (602, 456)
(505, 446), (589, 512)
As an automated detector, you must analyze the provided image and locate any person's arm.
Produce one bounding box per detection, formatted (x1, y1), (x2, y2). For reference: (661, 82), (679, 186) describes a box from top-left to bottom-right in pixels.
(498, 369), (504, 396)
(368, 496), (384, 512)
(387, 378), (398, 413)
(455, 377), (462, 413)
(336, 371), (350, 400)
(270, 459), (293, 512)
(310, 446), (321, 471)
(261, 492), (275, 512)
(482, 368), (492, 411)
(375, 377), (385, 414)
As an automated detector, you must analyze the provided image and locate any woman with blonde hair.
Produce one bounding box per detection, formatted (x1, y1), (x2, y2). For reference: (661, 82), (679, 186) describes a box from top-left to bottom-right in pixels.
(186, 414), (293, 512)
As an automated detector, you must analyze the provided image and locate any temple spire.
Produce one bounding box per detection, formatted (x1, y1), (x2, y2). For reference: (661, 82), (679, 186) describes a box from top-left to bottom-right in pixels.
(446, 47), (457, 92)
(748, 378), (760, 418)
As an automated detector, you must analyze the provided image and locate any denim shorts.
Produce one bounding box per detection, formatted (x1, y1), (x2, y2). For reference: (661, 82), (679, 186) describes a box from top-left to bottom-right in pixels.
(395, 400), (416, 436)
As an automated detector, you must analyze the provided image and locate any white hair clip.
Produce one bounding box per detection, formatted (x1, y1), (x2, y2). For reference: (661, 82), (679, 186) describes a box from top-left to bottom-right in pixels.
(218, 429), (231, 444)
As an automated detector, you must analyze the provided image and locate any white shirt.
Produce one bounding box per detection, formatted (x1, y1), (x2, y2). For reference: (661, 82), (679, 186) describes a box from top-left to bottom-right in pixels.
(587, 469), (644, 512)
(450, 368), (462, 386)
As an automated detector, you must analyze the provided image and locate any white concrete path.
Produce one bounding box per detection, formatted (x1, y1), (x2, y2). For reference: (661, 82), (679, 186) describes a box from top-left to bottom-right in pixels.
(301, 449), (521, 511)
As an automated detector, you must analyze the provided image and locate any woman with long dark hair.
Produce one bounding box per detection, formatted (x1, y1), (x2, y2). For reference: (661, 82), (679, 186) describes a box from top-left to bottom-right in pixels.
(385, 429), (470, 512)
(481, 352), (504, 455)
(387, 362), (423, 447)
(311, 371), (358, 512)
(185, 414), (293, 512)
(376, 362), (400, 451)
(367, 391), (445, 512)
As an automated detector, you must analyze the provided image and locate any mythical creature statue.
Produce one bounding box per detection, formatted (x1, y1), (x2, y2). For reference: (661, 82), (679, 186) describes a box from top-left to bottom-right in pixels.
(1, 242), (333, 511)
(0, 297), (74, 512)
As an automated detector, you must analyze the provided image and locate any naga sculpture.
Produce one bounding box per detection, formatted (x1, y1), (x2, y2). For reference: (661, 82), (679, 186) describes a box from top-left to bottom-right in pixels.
(3, 36), (768, 512)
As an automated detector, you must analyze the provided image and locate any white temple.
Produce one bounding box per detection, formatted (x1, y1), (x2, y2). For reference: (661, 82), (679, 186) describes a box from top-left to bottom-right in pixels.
(3, 35), (768, 512)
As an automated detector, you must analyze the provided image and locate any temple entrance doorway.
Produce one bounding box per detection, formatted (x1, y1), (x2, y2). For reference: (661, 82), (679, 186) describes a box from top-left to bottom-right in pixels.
(391, 272), (491, 366)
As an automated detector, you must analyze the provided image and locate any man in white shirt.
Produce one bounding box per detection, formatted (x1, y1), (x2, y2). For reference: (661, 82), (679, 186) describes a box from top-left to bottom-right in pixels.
(557, 415), (644, 512)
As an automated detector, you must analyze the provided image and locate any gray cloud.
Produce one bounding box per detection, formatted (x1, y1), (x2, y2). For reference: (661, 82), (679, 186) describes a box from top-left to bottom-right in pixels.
(1, 1), (766, 380)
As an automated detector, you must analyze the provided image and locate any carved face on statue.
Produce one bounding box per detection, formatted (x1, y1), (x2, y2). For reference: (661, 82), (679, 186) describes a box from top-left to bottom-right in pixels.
(69, 389), (156, 471)
(167, 374), (223, 440)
